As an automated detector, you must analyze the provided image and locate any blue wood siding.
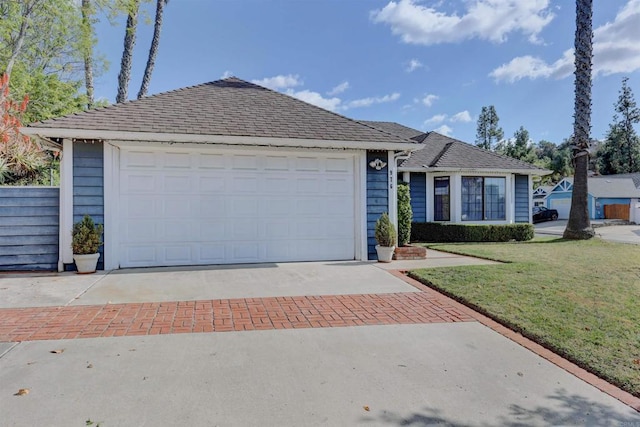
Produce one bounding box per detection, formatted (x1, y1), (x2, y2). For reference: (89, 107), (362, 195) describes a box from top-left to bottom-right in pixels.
(0, 187), (59, 271)
(514, 175), (529, 223)
(73, 141), (104, 270)
(409, 173), (426, 222)
(367, 152), (389, 260)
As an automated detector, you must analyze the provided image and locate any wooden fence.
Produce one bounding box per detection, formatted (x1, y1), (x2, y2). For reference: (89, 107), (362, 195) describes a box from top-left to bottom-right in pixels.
(604, 204), (630, 221)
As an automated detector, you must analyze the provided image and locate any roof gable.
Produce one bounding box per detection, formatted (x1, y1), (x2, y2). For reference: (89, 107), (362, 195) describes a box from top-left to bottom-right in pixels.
(26, 77), (414, 145)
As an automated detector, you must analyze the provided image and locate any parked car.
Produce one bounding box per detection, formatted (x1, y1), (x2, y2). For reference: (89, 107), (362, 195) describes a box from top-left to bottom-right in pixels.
(532, 206), (559, 223)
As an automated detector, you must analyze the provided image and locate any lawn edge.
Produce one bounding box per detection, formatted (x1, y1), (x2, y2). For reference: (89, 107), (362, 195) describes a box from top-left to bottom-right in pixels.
(390, 269), (640, 412)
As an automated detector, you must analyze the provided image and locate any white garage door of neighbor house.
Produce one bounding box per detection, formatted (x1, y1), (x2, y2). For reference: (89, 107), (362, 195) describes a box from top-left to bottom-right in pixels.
(550, 198), (571, 219)
(118, 148), (356, 268)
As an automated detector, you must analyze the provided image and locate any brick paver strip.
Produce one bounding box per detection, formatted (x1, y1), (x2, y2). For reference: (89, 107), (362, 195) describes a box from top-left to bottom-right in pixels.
(0, 290), (473, 342)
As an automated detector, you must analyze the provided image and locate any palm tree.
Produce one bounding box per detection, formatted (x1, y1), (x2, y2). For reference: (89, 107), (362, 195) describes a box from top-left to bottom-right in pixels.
(564, 0), (595, 240)
(81, 0), (95, 109)
(137, 0), (169, 99)
(116, 0), (140, 103)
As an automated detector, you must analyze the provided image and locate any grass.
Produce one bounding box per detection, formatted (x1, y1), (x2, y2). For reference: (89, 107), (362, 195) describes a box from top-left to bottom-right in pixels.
(409, 238), (640, 397)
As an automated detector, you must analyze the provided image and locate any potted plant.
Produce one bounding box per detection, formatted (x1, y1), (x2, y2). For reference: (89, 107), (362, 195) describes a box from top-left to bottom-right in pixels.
(374, 212), (396, 262)
(71, 214), (103, 274)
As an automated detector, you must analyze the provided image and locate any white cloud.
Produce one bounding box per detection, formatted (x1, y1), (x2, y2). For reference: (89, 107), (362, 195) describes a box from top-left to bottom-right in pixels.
(327, 81), (350, 96)
(252, 74), (302, 90)
(433, 125), (453, 136)
(406, 59), (423, 72)
(424, 114), (447, 125)
(221, 70), (234, 79)
(450, 110), (473, 123)
(421, 94), (439, 107)
(490, 0), (640, 82)
(286, 89), (342, 111)
(371, 0), (554, 45)
(346, 93), (401, 109)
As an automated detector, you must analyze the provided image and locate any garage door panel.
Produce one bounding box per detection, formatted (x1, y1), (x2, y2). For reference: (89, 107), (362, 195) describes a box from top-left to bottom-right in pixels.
(163, 152), (191, 168)
(119, 149), (356, 268)
(199, 176), (226, 193)
(163, 175), (191, 192)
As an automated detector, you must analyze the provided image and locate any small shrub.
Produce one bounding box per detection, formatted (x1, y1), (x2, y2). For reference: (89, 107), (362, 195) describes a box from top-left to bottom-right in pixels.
(411, 222), (534, 243)
(72, 215), (104, 254)
(375, 212), (397, 247)
(397, 182), (412, 246)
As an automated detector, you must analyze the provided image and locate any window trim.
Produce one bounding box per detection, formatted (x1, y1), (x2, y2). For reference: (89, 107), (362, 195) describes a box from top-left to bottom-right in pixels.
(461, 176), (506, 221)
(433, 176), (450, 221)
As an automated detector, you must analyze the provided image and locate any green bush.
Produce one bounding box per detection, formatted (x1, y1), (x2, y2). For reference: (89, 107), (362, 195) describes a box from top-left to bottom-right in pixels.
(71, 215), (104, 254)
(397, 182), (412, 246)
(375, 212), (397, 247)
(411, 222), (534, 243)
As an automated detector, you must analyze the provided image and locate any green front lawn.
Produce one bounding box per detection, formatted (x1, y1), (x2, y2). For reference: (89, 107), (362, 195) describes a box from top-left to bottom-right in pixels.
(410, 238), (640, 397)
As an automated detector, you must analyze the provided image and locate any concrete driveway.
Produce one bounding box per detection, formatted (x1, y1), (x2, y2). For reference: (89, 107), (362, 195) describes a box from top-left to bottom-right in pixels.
(535, 219), (640, 244)
(1, 250), (638, 425)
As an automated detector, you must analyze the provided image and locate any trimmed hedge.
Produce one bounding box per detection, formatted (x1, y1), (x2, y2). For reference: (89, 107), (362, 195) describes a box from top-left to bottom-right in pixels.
(411, 222), (534, 243)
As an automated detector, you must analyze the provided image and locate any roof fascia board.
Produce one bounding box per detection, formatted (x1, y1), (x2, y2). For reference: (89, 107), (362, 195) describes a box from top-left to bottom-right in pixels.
(398, 166), (551, 175)
(21, 127), (422, 152)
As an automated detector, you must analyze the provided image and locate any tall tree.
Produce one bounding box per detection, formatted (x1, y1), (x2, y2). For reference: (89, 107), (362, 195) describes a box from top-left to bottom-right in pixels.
(116, 0), (141, 103)
(598, 77), (640, 174)
(475, 105), (503, 150)
(498, 126), (537, 163)
(564, 0), (595, 240)
(138, 0), (168, 99)
(80, 0), (96, 108)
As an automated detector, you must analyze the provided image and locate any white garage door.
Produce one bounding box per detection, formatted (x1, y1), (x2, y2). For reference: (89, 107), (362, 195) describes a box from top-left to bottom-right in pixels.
(118, 148), (356, 268)
(550, 198), (571, 219)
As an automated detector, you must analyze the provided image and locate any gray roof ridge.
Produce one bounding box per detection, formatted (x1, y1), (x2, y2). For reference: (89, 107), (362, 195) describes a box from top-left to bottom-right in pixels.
(354, 120), (419, 144)
(358, 120), (426, 143)
(429, 132), (542, 170)
(429, 141), (454, 168)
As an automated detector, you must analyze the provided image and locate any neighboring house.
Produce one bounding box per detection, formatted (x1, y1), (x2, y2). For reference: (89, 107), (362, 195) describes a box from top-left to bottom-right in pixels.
(533, 185), (552, 207)
(22, 78), (421, 270)
(362, 122), (549, 225)
(546, 174), (640, 222)
(19, 78), (548, 272)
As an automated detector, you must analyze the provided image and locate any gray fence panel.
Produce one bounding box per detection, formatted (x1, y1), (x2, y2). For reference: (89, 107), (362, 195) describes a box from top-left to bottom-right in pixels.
(0, 187), (59, 271)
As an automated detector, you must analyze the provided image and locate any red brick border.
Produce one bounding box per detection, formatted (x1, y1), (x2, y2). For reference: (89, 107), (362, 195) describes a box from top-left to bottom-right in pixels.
(389, 270), (640, 412)
(0, 292), (472, 343)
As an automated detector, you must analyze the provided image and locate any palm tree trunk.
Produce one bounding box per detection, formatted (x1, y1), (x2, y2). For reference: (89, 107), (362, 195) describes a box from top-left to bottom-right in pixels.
(116, 0), (140, 104)
(81, 0), (95, 109)
(564, 0), (595, 239)
(137, 0), (168, 99)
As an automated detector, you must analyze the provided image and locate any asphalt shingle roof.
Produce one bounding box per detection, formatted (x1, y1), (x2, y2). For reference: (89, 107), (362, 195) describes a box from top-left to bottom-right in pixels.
(28, 78), (413, 145)
(359, 121), (425, 141)
(398, 131), (545, 172)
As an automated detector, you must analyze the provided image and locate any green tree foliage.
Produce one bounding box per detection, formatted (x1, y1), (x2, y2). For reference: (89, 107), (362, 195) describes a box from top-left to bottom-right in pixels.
(497, 126), (537, 164)
(598, 77), (640, 174)
(564, 0), (595, 240)
(475, 105), (504, 150)
(397, 182), (412, 246)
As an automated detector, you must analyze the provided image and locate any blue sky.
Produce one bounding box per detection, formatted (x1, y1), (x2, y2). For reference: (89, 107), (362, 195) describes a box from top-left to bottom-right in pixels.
(92, 0), (640, 146)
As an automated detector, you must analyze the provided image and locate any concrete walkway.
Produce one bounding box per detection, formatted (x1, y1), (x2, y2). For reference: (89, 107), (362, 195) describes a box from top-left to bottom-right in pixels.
(1, 250), (638, 426)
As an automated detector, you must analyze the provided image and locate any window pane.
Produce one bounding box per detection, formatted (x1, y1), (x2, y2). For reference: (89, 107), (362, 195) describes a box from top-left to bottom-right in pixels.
(434, 177), (450, 221)
(462, 177), (483, 221)
(484, 177), (506, 220)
